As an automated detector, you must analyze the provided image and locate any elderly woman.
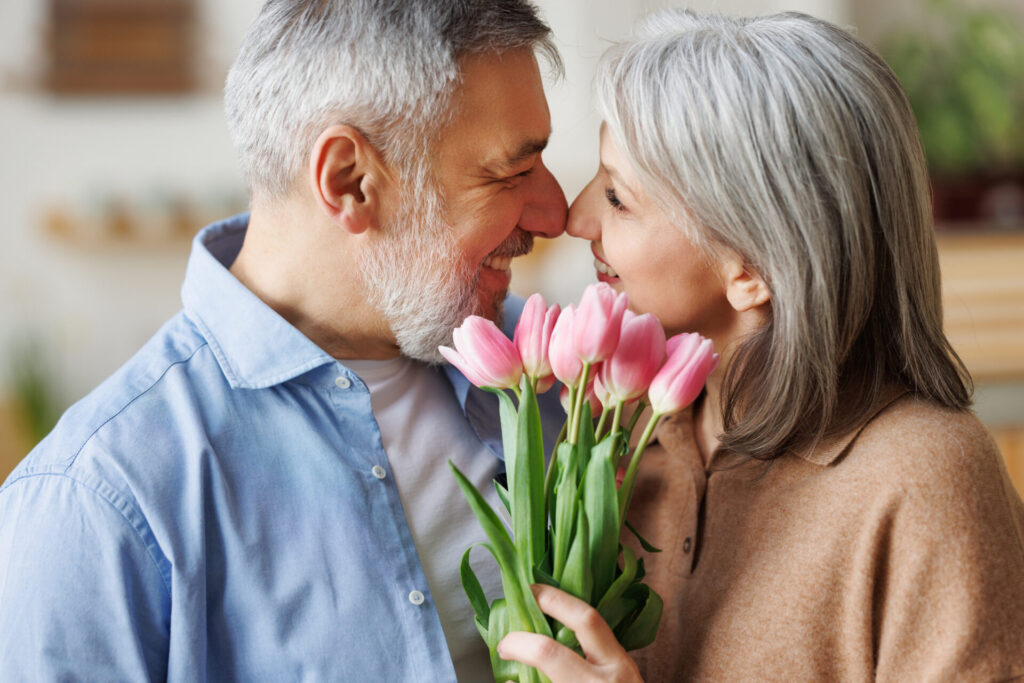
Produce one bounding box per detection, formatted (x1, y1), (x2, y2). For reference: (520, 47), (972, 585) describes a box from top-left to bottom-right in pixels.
(499, 9), (1024, 681)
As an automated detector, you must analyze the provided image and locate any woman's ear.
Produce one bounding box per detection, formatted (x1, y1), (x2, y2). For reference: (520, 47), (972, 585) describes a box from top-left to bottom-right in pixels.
(309, 125), (390, 235)
(720, 251), (771, 312)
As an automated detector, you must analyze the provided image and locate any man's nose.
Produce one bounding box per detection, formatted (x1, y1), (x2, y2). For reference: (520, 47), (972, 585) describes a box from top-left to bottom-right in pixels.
(518, 159), (567, 238)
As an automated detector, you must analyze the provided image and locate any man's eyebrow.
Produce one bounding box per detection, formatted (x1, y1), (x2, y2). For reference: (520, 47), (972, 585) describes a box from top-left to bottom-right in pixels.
(484, 138), (549, 174)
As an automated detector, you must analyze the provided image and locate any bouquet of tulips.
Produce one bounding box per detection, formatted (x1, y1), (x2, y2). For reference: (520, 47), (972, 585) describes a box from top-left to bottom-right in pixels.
(440, 283), (718, 683)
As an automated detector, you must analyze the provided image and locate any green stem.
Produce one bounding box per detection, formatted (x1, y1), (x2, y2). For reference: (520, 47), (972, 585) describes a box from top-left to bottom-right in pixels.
(609, 400), (625, 468)
(594, 403), (612, 439)
(567, 362), (592, 445)
(626, 400), (647, 436)
(543, 418), (569, 525)
(617, 411), (662, 529)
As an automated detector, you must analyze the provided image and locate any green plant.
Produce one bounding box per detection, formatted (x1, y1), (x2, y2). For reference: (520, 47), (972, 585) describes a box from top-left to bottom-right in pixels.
(880, 0), (1024, 174)
(9, 338), (62, 445)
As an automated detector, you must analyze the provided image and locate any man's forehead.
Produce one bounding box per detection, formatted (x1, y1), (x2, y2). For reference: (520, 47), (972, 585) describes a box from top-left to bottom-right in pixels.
(438, 48), (552, 173)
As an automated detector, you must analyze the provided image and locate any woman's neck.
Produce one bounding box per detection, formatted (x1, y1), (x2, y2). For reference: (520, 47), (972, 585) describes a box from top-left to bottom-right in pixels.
(694, 370), (724, 468)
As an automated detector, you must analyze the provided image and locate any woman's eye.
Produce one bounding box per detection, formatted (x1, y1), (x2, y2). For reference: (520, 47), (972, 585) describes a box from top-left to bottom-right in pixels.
(605, 187), (626, 212)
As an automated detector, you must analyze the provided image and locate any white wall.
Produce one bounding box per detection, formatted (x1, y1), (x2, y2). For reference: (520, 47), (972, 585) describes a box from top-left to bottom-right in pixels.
(0, 0), (849, 407)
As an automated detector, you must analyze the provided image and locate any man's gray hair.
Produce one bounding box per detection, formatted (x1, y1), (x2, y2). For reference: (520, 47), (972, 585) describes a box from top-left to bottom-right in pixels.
(225, 0), (561, 199)
(596, 9), (971, 459)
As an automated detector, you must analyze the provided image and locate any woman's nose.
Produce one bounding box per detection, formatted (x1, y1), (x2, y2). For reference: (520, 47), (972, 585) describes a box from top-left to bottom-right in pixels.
(566, 178), (602, 241)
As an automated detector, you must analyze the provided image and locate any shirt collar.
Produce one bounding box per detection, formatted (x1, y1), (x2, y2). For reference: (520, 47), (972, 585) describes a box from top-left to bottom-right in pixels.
(655, 385), (909, 468)
(800, 385), (908, 466)
(181, 213), (335, 389)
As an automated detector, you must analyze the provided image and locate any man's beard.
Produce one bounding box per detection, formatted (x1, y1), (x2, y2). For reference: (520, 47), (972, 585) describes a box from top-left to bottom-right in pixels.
(359, 181), (533, 363)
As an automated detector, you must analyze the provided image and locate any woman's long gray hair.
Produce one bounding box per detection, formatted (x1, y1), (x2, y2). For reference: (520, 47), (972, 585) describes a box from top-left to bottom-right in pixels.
(596, 9), (971, 459)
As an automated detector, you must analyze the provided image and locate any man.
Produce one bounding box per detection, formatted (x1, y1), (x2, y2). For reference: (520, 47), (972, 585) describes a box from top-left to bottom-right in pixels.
(0, 1), (567, 679)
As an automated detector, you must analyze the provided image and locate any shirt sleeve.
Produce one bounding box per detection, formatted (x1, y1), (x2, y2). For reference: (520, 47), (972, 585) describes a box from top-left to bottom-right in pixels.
(874, 426), (1024, 680)
(0, 472), (170, 681)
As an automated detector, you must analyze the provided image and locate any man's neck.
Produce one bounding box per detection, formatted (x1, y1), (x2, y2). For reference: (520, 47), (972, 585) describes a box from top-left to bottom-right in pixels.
(229, 202), (401, 361)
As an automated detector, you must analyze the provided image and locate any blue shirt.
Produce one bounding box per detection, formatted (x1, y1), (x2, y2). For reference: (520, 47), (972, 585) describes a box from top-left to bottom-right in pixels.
(0, 214), (563, 681)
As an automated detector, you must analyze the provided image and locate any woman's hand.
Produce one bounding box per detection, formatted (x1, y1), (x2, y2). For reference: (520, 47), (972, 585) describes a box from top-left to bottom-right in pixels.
(497, 584), (643, 683)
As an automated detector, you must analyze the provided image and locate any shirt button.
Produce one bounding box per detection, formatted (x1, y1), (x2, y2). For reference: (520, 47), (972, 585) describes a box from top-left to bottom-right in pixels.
(683, 537), (692, 554)
(334, 376), (352, 389)
(371, 465), (387, 480)
(408, 590), (425, 606)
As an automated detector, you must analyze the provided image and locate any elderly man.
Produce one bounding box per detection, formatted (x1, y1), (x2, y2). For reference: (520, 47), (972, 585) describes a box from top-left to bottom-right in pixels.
(0, 1), (567, 680)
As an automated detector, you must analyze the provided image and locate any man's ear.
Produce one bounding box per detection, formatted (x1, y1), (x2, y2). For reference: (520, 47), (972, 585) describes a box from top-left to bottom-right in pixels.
(309, 125), (390, 235)
(720, 251), (771, 312)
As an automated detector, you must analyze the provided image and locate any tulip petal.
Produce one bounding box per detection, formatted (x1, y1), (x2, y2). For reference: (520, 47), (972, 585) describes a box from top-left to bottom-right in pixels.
(442, 316), (523, 390)
(549, 305), (582, 386)
(574, 283), (629, 364)
(648, 333), (717, 414)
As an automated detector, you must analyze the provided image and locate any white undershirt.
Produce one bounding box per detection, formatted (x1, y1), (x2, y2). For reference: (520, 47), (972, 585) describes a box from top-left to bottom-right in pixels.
(345, 357), (504, 682)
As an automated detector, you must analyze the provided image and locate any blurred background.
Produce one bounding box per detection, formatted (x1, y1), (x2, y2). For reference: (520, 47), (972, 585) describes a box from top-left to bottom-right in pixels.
(1, 0), (1022, 489)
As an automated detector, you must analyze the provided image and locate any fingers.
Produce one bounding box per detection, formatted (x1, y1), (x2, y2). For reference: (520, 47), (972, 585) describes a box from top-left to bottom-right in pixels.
(497, 585), (643, 683)
(498, 630), (592, 682)
(529, 584), (624, 666)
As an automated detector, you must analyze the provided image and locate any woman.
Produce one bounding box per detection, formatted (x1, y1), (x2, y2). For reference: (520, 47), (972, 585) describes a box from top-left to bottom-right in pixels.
(499, 9), (1024, 681)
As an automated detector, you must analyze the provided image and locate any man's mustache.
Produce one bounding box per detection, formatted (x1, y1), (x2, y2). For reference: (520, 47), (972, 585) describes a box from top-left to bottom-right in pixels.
(487, 228), (534, 259)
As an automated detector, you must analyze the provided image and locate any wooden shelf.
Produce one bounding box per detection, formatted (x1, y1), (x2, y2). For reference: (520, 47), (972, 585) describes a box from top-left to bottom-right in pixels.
(937, 230), (1024, 383)
(45, 0), (196, 95)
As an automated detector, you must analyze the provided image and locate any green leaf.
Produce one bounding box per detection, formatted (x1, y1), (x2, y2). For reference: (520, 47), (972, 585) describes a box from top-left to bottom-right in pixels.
(460, 545), (491, 627)
(532, 562), (560, 589)
(450, 461), (551, 639)
(551, 443), (579, 582)
(576, 400), (595, 473)
(543, 424), (569, 526)
(598, 586), (643, 633)
(624, 519), (662, 553)
(582, 437), (619, 600)
(484, 599), (519, 683)
(560, 506), (592, 603)
(596, 545), (637, 615)
(489, 388), (519, 486)
(494, 478), (511, 514)
(616, 585), (664, 652)
(512, 379), (546, 580)
(555, 624), (581, 652)
(475, 616), (489, 643)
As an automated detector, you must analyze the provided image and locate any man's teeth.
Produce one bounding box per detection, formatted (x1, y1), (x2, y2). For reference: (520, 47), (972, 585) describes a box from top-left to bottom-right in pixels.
(594, 258), (618, 278)
(483, 255), (512, 272)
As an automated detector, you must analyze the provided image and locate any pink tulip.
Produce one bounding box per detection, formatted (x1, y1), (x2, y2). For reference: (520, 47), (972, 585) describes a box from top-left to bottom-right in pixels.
(573, 282), (629, 364)
(592, 373), (613, 408)
(559, 379), (603, 416)
(548, 305), (583, 386)
(598, 311), (666, 403)
(514, 293), (560, 380)
(647, 333), (719, 414)
(536, 374), (557, 394)
(439, 316), (523, 390)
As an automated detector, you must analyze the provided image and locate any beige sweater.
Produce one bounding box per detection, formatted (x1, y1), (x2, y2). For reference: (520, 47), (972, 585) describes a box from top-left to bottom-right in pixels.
(627, 392), (1024, 681)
